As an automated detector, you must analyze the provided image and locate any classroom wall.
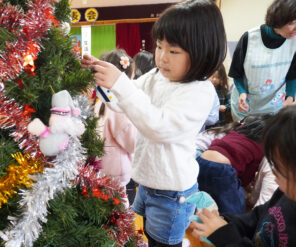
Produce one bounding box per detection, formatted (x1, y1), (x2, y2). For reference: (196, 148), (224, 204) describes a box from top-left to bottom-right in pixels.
(221, 0), (273, 42)
(220, 0), (273, 81)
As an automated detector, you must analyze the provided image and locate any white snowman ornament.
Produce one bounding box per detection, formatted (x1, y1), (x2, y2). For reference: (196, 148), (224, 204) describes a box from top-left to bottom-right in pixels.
(28, 90), (85, 156)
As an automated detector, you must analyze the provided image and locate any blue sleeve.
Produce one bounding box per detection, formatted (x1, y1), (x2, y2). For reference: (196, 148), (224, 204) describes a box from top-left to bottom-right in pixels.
(285, 79), (296, 99)
(234, 78), (247, 95)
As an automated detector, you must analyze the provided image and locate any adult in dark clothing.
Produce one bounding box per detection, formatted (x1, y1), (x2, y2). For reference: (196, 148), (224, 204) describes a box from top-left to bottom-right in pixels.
(229, 0), (296, 121)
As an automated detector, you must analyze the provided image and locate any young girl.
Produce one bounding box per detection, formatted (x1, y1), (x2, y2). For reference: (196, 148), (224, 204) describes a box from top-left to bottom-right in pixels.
(94, 49), (137, 207)
(191, 105), (296, 247)
(209, 64), (231, 126)
(82, 0), (226, 246)
(197, 113), (271, 214)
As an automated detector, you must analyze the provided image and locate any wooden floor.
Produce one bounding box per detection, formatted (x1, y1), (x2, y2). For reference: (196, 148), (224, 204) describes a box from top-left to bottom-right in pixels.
(134, 214), (213, 247)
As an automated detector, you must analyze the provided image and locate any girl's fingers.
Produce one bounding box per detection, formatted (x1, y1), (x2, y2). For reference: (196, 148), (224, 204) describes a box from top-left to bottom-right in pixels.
(199, 209), (212, 221)
(192, 228), (206, 238)
(92, 64), (106, 74)
(191, 220), (207, 232)
(93, 59), (112, 68)
(202, 208), (211, 216)
(94, 72), (105, 83)
(213, 210), (219, 216)
(82, 54), (91, 59)
(81, 64), (89, 69)
(190, 221), (199, 228)
(83, 54), (96, 62)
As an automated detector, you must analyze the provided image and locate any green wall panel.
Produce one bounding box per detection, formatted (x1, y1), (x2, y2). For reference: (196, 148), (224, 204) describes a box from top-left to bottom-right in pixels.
(70, 25), (116, 59)
(91, 25), (116, 58)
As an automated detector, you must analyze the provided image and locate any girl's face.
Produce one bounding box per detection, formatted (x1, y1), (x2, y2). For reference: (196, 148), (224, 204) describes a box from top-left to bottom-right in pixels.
(155, 39), (191, 82)
(272, 157), (296, 201)
(209, 71), (220, 87)
(274, 20), (296, 39)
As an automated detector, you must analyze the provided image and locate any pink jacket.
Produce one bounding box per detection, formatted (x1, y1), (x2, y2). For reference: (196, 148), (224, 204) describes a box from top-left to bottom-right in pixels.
(100, 107), (136, 186)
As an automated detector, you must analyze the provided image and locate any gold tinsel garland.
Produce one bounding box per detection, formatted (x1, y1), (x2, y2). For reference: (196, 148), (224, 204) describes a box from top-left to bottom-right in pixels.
(0, 153), (44, 207)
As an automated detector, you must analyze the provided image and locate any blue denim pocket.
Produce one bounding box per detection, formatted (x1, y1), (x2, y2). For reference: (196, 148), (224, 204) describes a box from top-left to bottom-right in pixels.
(152, 190), (178, 201)
(138, 184), (198, 245)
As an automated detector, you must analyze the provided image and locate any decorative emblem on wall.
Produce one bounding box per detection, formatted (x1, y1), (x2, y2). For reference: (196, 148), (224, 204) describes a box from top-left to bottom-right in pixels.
(85, 8), (99, 22)
(71, 9), (81, 23)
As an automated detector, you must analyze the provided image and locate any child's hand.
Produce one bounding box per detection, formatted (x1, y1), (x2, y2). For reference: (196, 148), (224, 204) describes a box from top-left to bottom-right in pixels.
(238, 93), (249, 112)
(219, 105), (227, 112)
(283, 96), (294, 107)
(92, 60), (122, 89)
(81, 54), (97, 69)
(190, 209), (227, 239)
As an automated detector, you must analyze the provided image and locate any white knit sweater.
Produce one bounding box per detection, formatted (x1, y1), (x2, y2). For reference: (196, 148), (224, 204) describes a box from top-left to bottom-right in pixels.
(111, 69), (215, 191)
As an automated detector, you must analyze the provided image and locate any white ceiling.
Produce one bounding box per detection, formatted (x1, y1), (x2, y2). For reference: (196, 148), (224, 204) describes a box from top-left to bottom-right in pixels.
(70, 0), (180, 8)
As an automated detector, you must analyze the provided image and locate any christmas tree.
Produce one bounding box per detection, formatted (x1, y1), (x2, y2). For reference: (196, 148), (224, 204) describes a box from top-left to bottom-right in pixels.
(0, 0), (144, 246)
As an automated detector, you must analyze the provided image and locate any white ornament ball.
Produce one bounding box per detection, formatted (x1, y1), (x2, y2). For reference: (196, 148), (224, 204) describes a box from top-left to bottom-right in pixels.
(60, 22), (71, 35)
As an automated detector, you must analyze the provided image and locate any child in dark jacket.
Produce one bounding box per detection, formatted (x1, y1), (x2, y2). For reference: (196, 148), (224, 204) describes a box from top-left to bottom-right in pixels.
(192, 105), (296, 247)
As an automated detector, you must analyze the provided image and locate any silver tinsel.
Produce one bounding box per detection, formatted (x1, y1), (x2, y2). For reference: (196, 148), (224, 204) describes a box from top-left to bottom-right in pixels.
(0, 95), (90, 247)
(73, 94), (94, 121)
(59, 22), (71, 35)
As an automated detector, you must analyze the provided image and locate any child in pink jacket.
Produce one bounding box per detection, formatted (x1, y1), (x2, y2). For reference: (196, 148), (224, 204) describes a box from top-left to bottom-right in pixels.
(101, 107), (136, 188)
(95, 49), (136, 207)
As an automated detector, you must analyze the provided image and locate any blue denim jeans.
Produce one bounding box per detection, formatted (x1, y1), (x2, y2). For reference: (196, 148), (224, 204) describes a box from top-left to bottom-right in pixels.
(197, 156), (245, 214)
(132, 183), (198, 245)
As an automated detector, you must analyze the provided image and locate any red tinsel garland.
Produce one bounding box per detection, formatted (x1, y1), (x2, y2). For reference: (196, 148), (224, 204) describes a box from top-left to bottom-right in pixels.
(0, 90), (43, 159)
(0, 0), (57, 80)
(77, 164), (146, 247)
(0, 0), (57, 159)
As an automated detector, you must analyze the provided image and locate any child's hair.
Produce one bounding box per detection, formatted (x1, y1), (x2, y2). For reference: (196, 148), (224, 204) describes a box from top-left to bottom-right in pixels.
(133, 51), (155, 79)
(215, 64), (229, 95)
(100, 49), (133, 78)
(152, 0), (226, 82)
(265, 0), (296, 28)
(207, 113), (272, 142)
(98, 49), (133, 116)
(263, 105), (296, 190)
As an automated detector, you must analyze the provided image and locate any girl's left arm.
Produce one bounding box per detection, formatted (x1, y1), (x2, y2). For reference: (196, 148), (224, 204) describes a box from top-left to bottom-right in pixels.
(113, 74), (214, 143)
(92, 60), (215, 143)
(87, 58), (152, 113)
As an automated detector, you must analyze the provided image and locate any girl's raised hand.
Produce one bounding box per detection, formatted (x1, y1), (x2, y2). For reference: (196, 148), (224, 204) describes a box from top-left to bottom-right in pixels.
(191, 209), (227, 239)
(81, 54), (98, 69)
(92, 60), (122, 89)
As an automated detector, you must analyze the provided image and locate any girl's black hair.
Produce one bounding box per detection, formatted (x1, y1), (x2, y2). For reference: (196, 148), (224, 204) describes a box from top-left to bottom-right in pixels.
(152, 0), (227, 82)
(133, 50), (155, 79)
(265, 0), (296, 28)
(208, 113), (272, 142)
(263, 105), (296, 187)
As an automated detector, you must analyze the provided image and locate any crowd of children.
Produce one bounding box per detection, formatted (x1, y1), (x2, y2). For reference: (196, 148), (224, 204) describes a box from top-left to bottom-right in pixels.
(80, 0), (296, 246)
